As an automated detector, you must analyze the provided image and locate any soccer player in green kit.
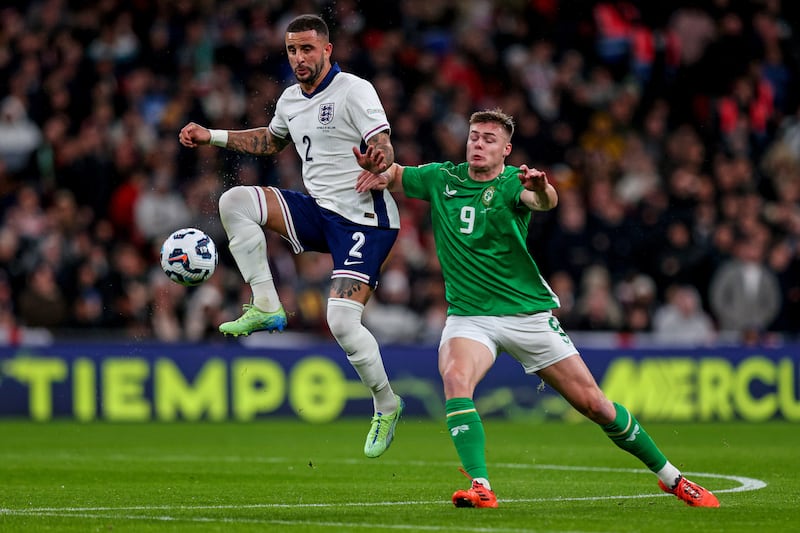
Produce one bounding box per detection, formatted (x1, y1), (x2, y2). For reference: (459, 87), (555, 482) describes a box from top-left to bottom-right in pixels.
(354, 109), (719, 508)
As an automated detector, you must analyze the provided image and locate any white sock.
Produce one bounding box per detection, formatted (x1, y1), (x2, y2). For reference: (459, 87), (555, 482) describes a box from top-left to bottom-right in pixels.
(327, 297), (396, 413)
(473, 477), (491, 490)
(218, 186), (281, 312)
(656, 461), (682, 489)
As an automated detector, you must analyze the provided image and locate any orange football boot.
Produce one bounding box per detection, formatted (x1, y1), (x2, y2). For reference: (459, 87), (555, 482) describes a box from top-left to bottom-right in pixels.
(659, 476), (720, 507)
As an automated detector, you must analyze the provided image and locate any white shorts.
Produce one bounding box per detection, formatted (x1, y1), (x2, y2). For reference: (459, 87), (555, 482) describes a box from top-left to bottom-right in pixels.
(439, 311), (579, 374)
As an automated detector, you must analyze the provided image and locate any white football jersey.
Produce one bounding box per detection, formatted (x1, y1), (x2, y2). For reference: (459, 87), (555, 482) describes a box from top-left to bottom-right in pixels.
(269, 65), (400, 229)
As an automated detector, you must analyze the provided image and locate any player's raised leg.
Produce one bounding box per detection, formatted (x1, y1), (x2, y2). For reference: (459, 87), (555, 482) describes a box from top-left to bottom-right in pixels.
(539, 355), (719, 507)
(604, 402), (719, 507)
(217, 186), (286, 336)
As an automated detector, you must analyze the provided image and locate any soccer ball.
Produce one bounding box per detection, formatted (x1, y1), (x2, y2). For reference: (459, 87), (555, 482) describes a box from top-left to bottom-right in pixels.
(160, 228), (218, 286)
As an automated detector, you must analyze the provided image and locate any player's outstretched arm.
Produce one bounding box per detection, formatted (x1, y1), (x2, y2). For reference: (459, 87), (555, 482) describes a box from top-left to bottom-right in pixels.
(227, 127), (290, 155)
(353, 144), (386, 174)
(519, 164), (558, 211)
(354, 161), (404, 194)
(178, 122), (289, 156)
(178, 122), (211, 147)
(365, 130), (395, 171)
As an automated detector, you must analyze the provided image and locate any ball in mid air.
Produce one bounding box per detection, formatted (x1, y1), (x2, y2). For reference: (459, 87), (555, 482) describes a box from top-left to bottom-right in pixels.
(160, 228), (218, 286)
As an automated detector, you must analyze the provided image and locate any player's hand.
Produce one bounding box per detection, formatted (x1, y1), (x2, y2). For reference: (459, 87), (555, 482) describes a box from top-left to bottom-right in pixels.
(352, 145), (387, 174)
(518, 164), (548, 192)
(355, 169), (389, 192)
(178, 122), (211, 148)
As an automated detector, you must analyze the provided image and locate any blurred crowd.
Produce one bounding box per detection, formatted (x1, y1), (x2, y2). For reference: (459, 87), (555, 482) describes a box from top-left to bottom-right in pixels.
(1, 0), (800, 346)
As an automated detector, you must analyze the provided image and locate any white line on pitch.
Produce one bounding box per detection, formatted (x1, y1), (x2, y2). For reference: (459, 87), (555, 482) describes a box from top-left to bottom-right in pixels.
(0, 511), (566, 532)
(0, 462), (766, 519)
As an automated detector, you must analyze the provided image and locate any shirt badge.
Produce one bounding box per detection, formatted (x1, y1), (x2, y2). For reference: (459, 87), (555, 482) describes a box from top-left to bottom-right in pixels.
(318, 103), (334, 124)
(482, 186), (496, 206)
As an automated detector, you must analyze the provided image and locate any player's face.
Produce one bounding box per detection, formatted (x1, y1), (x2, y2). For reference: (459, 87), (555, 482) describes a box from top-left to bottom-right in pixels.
(285, 30), (332, 89)
(466, 122), (511, 174)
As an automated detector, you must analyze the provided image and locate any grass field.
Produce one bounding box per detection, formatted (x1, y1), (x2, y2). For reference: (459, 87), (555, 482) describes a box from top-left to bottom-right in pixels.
(0, 418), (796, 532)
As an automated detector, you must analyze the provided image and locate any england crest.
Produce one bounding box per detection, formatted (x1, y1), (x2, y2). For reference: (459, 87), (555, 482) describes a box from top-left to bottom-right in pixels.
(318, 103), (334, 124)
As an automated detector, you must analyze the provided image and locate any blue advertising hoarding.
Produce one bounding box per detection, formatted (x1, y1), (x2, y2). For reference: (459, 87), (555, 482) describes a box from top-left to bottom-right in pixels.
(0, 340), (797, 422)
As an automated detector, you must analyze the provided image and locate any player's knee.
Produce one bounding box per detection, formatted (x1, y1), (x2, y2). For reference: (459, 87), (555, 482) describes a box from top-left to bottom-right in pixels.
(440, 365), (474, 397)
(220, 186), (261, 223)
(579, 393), (614, 424)
(219, 186), (246, 217)
(441, 372), (463, 397)
(219, 186), (266, 232)
(326, 307), (352, 343)
(326, 297), (364, 350)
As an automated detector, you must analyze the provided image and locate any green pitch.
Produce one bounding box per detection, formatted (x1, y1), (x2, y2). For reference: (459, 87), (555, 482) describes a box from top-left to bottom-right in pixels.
(0, 419), (796, 532)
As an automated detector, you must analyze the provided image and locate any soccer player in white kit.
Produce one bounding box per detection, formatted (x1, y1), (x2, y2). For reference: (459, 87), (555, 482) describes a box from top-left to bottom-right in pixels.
(179, 14), (403, 458)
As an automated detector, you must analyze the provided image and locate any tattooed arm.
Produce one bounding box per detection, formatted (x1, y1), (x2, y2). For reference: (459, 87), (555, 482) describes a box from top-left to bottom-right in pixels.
(356, 129), (394, 174)
(226, 127), (291, 155)
(368, 130), (394, 167)
(178, 122), (290, 156)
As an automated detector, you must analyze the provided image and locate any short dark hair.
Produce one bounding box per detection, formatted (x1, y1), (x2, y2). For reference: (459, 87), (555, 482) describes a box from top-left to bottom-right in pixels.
(286, 14), (329, 39)
(470, 109), (515, 139)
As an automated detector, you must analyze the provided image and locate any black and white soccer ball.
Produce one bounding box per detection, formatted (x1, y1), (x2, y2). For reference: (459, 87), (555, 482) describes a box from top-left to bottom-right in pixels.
(160, 228), (218, 286)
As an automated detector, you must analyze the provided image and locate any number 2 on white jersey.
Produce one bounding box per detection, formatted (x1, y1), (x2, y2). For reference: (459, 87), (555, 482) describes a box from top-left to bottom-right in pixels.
(302, 135), (313, 162)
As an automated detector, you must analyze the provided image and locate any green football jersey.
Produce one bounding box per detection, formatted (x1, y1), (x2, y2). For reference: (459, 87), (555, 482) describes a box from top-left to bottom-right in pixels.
(402, 161), (560, 316)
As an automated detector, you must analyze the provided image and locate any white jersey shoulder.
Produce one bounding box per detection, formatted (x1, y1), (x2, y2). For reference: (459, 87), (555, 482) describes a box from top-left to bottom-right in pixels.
(268, 70), (399, 229)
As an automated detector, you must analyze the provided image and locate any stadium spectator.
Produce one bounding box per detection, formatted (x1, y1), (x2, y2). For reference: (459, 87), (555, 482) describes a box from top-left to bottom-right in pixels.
(766, 238), (800, 333)
(133, 165), (192, 245)
(150, 275), (185, 343)
(17, 262), (67, 329)
(574, 265), (625, 331)
(0, 96), (41, 174)
(709, 236), (782, 344)
(542, 188), (595, 284)
(183, 266), (228, 342)
(0, 271), (16, 335)
(652, 219), (708, 290)
(548, 270), (581, 331)
(363, 260), (423, 344)
(3, 185), (47, 242)
(652, 284), (716, 346)
(67, 258), (109, 330)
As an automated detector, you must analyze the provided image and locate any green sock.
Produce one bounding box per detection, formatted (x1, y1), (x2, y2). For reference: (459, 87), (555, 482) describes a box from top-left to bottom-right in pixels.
(601, 402), (667, 472)
(446, 398), (488, 480)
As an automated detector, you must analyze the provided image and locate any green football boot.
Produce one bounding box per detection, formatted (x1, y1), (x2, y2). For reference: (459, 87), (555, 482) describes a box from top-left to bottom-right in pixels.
(218, 304), (287, 336)
(364, 395), (405, 458)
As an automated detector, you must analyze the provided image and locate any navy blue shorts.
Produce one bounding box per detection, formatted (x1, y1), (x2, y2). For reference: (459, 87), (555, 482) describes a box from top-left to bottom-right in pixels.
(271, 187), (398, 289)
